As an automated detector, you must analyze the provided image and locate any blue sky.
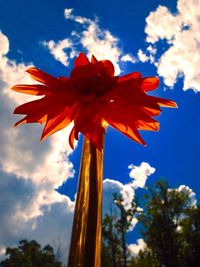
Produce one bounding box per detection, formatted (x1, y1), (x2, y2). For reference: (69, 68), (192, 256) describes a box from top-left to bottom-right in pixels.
(0, 0), (200, 260)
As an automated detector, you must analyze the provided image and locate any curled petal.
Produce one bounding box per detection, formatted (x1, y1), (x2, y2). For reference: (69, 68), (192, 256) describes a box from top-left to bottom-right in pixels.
(69, 126), (76, 150)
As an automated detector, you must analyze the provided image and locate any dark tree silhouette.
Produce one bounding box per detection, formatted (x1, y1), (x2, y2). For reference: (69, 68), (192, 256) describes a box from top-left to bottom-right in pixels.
(102, 211), (121, 267)
(113, 193), (138, 267)
(0, 239), (62, 267)
(138, 180), (200, 267)
(102, 193), (138, 267)
(102, 180), (200, 267)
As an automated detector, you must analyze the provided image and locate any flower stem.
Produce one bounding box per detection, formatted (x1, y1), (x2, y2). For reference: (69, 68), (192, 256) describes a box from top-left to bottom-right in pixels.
(67, 136), (104, 267)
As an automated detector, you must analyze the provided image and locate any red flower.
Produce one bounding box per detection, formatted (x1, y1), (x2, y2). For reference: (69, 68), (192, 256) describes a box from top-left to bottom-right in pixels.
(12, 53), (177, 149)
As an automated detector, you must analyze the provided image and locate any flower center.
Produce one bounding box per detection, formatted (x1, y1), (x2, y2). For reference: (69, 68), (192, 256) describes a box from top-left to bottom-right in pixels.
(70, 65), (115, 97)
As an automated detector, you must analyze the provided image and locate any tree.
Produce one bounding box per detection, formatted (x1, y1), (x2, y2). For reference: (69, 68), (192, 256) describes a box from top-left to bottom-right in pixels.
(138, 180), (199, 267)
(102, 180), (200, 267)
(102, 193), (138, 267)
(113, 193), (138, 267)
(179, 205), (200, 267)
(0, 239), (62, 267)
(102, 211), (121, 267)
(129, 249), (159, 267)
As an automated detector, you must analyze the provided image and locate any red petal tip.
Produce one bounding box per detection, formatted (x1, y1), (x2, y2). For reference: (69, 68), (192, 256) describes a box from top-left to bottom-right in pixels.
(26, 67), (37, 73)
(10, 85), (17, 91)
(91, 55), (98, 63)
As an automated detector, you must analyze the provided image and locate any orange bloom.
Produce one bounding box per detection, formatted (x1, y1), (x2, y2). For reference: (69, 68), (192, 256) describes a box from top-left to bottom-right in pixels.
(12, 53), (177, 149)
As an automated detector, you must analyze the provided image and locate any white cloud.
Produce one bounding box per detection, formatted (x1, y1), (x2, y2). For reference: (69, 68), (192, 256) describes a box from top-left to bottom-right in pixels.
(103, 179), (138, 230)
(128, 238), (147, 256)
(103, 178), (135, 211)
(43, 39), (75, 66)
(64, 8), (122, 74)
(120, 54), (136, 64)
(177, 185), (197, 207)
(64, 8), (92, 25)
(0, 31), (9, 55)
(144, 0), (200, 92)
(80, 21), (121, 75)
(145, 6), (182, 44)
(0, 31), (75, 260)
(45, 9), (136, 75)
(137, 49), (149, 63)
(103, 162), (155, 231)
(128, 162), (156, 189)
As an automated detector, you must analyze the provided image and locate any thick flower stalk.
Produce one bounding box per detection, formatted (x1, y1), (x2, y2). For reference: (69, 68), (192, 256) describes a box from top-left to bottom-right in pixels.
(11, 53), (177, 267)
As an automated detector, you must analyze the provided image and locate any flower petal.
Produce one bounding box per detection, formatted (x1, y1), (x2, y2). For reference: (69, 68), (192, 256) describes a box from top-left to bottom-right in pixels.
(14, 97), (50, 115)
(136, 119), (160, 131)
(141, 77), (159, 92)
(101, 60), (115, 77)
(69, 126), (76, 149)
(119, 72), (142, 82)
(14, 114), (47, 127)
(11, 84), (49, 95)
(72, 101), (100, 130)
(41, 107), (72, 141)
(107, 119), (146, 145)
(148, 96), (178, 108)
(74, 52), (90, 67)
(91, 55), (98, 64)
(102, 102), (149, 145)
(81, 118), (105, 150)
(26, 67), (60, 86)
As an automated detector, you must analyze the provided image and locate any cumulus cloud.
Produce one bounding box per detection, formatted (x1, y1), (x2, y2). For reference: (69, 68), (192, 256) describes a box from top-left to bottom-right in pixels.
(128, 238), (147, 256)
(103, 162), (155, 231)
(142, 0), (200, 92)
(103, 162), (155, 212)
(120, 54), (136, 63)
(0, 31), (75, 259)
(177, 185), (197, 207)
(44, 8), (136, 75)
(128, 162), (156, 189)
(103, 178), (135, 212)
(137, 49), (148, 63)
(65, 8), (122, 75)
(103, 179), (138, 230)
(43, 39), (75, 67)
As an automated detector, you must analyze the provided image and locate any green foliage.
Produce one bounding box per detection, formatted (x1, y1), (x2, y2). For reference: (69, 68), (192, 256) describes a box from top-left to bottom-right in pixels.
(102, 211), (123, 267)
(138, 180), (200, 267)
(102, 179), (200, 267)
(102, 193), (139, 267)
(0, 240), (62, 267)
(129, 249), (159, 267)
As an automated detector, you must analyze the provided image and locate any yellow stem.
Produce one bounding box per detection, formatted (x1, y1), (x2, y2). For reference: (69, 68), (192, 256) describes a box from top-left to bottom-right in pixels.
(67, 135), (104, 267)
